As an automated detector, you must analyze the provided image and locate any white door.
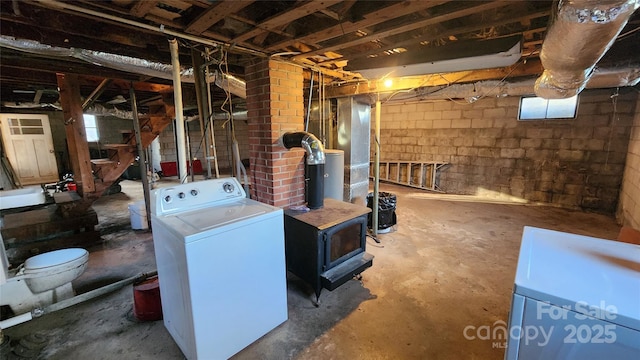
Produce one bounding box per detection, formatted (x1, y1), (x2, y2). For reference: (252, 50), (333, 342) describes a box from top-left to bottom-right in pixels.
(0, 113), (59, 185)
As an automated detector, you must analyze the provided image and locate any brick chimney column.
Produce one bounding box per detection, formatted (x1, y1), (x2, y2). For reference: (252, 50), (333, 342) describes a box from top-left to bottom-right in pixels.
(245, 59), (305, 208)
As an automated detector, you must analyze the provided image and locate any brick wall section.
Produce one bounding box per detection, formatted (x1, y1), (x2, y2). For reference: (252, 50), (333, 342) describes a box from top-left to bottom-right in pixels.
(375, 88), (637, 213)
(617, 95), (640, 227)
(245, 59), (305, 208)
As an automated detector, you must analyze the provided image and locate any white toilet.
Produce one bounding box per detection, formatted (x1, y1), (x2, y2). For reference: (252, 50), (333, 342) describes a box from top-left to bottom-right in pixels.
(0, 234), (89, 315)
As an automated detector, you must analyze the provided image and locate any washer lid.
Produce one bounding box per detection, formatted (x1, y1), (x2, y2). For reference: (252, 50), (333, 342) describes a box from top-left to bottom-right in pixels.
(24, 248), (88, 270)
(156, 198), (280, 239)
(514, 226), (640, 330)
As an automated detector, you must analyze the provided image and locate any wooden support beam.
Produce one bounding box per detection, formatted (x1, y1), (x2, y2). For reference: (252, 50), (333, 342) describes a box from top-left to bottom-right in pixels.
(56, 73), (95, 194)
(325, 58), (544, 98)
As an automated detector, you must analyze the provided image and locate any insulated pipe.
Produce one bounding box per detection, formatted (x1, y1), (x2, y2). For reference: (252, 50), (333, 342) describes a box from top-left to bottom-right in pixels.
(169, 39), (188, 184)
(281, 132), (326, 209)
(534, 0), (639, 99)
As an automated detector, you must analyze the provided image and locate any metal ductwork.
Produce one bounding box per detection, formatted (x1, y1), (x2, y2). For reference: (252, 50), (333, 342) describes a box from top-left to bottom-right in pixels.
(281, 132), (325, 209)
(535, 0), (639, 99)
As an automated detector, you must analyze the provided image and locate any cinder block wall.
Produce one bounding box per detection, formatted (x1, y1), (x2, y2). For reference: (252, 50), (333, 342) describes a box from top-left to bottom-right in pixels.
(158, 119), (249, 172)
(93, 116), (137, 150)
(617, 95), (640, 227)
(376, 88), (637, 213)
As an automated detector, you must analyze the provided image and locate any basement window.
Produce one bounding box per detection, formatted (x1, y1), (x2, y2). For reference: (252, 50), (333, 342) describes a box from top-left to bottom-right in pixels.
(83, 114), (99, 142)
(518, 95), (578, 120)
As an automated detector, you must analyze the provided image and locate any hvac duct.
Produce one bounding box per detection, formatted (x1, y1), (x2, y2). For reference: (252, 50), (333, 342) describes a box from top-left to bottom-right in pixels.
(336, 98), (371, 206)
(281, 132), (326, 209)
(534, 0), (639, 99)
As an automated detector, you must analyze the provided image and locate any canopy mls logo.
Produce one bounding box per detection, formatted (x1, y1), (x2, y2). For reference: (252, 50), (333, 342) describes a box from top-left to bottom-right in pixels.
(463, 320), (516, 349)
(463, 300), (619, 349)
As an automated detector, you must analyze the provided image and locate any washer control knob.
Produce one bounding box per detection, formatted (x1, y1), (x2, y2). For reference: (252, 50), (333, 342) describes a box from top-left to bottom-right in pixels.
(178, 192), (186, 199)
(191, 189), (198, 196)
(223, 182), (235, 193)
(164, 195), (172, 203)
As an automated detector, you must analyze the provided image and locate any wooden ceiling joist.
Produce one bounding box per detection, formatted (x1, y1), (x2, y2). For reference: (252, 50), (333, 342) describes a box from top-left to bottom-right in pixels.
(129, 1), (158, 17)
(293, 1), (509, 60)
(266, 0), (449, 52)
(231, 0), (343, 44)
(344, 7), (551, 63)
(185, 0), (254, 35)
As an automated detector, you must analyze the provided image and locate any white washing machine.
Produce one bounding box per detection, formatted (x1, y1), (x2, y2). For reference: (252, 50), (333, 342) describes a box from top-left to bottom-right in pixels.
(150, 177), (288, 360)
(505, 227), (640, 359)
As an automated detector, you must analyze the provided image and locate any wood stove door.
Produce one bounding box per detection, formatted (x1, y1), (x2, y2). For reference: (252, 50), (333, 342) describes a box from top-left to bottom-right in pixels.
(323, 215), (367, 270)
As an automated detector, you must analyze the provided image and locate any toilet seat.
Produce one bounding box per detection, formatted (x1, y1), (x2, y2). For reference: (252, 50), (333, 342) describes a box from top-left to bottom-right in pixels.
(21, 248), (89, 280)
(20, 248), (89, 294)
(24, 248), (88, 271)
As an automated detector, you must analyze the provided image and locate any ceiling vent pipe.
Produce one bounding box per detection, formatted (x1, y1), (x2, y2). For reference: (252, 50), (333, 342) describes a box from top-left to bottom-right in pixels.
(281, 132), (326, 209)
(535, 0), (639, 99)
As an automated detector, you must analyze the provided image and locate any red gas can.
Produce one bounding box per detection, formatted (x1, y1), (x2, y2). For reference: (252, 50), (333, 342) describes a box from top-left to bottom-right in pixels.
(132, 276), (163, 321)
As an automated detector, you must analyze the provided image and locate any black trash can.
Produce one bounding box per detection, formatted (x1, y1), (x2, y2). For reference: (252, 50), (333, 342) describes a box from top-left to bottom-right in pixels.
(367, 192), (397, 231)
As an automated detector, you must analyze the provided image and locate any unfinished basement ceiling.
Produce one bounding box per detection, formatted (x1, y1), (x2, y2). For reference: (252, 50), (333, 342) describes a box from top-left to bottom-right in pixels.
(0, 1), (639, 110)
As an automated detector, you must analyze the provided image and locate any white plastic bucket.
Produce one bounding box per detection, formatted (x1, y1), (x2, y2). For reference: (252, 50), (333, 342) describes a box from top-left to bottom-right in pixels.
(128, 200), (148, 230)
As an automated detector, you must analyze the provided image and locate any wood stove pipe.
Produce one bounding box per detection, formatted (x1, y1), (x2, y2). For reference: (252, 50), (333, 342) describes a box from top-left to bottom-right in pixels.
(281, 132), (325, 209)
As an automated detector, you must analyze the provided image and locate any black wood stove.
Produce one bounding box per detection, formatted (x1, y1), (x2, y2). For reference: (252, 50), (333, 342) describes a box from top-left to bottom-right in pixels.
(284, 198), (374, 300)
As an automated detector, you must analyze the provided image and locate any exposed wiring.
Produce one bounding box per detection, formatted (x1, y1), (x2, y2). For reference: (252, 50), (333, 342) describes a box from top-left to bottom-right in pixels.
(218, 49), (234, 131)
(305, 71), (314, 132)
(382, 74), (435, 104)
(604, 87), (620, 167)
(216, 47), (249, 194)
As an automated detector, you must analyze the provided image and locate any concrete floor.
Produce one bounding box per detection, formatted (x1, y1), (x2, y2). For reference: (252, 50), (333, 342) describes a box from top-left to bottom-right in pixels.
(2, 179), (622, 359)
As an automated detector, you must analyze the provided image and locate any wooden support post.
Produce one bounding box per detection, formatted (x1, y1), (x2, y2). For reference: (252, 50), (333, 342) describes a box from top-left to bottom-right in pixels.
(56, 73), (95, 195)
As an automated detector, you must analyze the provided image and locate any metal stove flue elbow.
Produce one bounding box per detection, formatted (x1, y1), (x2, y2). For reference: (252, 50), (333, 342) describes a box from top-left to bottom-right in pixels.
(281, 132), (325, 165)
